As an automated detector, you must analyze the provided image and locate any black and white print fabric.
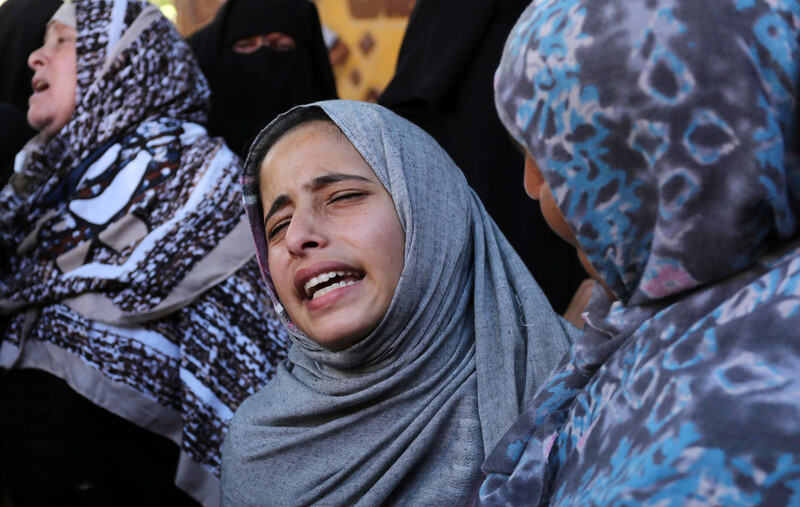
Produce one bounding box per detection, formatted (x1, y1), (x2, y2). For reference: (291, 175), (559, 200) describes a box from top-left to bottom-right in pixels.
(0, 1), (289, 504)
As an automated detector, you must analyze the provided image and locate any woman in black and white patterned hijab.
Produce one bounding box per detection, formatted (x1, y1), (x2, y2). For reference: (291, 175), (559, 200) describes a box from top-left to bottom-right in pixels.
(0, 1), (289, 504)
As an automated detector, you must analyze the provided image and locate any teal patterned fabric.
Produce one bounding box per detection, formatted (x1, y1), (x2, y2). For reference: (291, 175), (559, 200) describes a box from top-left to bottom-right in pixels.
(484, 0), (800, 504)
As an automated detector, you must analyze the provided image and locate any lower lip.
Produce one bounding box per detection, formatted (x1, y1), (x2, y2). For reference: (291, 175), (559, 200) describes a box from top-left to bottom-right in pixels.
(304, 279), (362, 311)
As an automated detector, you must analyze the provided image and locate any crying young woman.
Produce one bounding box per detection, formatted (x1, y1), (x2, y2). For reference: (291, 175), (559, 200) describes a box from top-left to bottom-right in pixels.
(220, 100), (579, 505)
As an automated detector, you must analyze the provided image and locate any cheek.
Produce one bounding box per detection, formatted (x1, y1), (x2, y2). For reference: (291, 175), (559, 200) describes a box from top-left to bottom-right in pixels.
(54, 53), (77, 116)
(383, 221), (405, 281)
(523, 154), (545, 199)
(360, 208), (405, 286)
(267, 250), (292, 302)
(540, 185), (580, 249)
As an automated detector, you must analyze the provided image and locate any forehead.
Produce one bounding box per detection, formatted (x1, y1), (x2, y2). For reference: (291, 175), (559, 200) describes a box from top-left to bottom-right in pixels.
(258, 121), (377, 193)
(46, 20), (77, 39)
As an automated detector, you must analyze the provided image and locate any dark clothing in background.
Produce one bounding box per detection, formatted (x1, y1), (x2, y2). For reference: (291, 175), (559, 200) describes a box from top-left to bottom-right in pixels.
(0, 0), (58, 497)
(1, 369), (199, 507)
(0, 103), (31, 186)
(379, 0), (586, 313)
(187, 0), (337, 157)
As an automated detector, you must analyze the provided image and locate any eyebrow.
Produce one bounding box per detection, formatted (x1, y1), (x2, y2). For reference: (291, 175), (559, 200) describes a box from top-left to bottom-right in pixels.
(263, 173), (374, 224)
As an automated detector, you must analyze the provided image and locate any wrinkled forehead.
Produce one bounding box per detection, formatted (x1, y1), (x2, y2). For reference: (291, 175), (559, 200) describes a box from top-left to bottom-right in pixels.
(45, 19), (78, 40)
(257, 119), (365, 195)
(242, 103), (406, 232)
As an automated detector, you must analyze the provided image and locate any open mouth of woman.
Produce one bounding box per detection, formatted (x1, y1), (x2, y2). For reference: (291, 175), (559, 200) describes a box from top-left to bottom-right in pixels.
(303, 271), (365, 300)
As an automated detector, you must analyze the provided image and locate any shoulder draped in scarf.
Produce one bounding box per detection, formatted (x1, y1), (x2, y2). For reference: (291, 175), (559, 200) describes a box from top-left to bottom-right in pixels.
(483, 0), (800, 504)
(0, 1), (289, 504)
(221, 100), (578, 505)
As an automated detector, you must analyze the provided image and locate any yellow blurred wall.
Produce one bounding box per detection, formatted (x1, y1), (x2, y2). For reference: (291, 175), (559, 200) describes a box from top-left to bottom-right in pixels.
(315, 0), (412, 101)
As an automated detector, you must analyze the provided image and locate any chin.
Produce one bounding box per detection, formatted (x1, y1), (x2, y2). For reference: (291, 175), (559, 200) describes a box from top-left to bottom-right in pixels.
(27, 115), (60, 140)
(309, 328), (370, 351)
(292, 282), (390, 351)
(26, 113), (46, 132)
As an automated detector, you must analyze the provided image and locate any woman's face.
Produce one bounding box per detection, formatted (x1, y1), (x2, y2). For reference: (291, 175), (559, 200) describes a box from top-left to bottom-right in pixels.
(524, 151), (616, 299)
(260, 121), (406, 350)
(27, 21), (77, 141)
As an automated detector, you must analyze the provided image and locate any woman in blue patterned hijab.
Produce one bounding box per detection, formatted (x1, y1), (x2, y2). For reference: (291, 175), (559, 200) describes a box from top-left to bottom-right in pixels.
(484, 0), (800, 504)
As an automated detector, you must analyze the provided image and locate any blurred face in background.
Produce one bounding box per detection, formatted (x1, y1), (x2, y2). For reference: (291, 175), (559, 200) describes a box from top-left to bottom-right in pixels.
(233, 32), (297, 53)
(27, 20), (77, 141)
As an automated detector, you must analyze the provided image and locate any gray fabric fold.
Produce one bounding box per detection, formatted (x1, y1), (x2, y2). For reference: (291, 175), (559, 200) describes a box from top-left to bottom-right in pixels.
(223, 100), (577, 505)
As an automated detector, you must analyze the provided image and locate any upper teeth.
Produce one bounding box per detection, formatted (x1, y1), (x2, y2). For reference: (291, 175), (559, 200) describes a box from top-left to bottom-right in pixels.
(304, 271), (357, 298)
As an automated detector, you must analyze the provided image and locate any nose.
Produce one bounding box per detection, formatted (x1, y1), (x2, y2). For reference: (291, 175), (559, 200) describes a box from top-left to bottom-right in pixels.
(28, 45), (46, 71)
(523, 152), (546, 200)
(283, 209), (327, 257)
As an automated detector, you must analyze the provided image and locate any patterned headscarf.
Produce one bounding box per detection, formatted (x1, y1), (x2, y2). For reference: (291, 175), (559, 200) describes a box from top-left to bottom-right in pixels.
(0, 0), (217, 315)
(222, 100), (577, 505)
(496, 0), (799, 305)
(482, 0), (800, 504)
(50, 0), (76, 28)
(0, 1), (289, 503)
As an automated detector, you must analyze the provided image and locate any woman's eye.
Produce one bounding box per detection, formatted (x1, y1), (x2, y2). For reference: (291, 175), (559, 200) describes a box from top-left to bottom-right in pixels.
(264, 32), (296, 51)
(268, 220), (289, 240)
(330, 191), (366, 203)
(274, 41), (295, 51)
(233, 37), (261, 54)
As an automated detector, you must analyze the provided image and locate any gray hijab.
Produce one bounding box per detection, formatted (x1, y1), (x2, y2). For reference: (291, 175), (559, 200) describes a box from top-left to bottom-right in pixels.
(222, 100), (576, 505)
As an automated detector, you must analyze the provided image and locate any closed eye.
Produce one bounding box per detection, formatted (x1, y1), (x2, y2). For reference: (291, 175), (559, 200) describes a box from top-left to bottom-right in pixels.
(267, 218), (290, 240)
(329, 191), (368, 204)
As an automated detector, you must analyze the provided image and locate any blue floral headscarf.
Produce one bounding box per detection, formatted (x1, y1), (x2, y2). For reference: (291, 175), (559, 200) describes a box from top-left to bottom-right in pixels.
(496, 0), (799, 305)
(483, 0), (800, 504)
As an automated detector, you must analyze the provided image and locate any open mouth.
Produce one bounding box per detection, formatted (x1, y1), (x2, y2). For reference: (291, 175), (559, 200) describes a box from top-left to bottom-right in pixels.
(303, 271), (364, 300)
(33, 80), (49, 93)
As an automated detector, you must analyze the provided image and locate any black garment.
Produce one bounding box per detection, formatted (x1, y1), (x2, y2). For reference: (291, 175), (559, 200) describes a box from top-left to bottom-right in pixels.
(1, 369), (199, 507)
(187, 0), (337, 157)
(0, 103), (31, 187)
(379, 0), (586, 313)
